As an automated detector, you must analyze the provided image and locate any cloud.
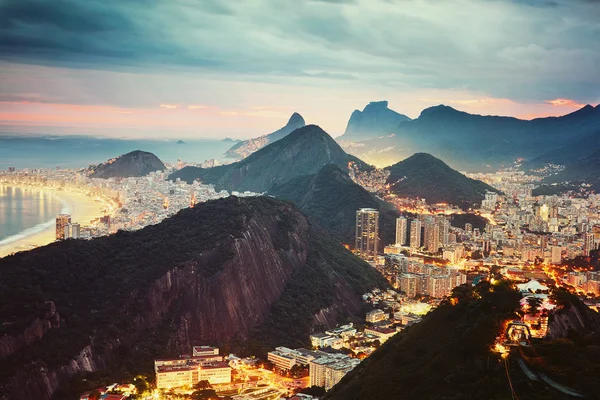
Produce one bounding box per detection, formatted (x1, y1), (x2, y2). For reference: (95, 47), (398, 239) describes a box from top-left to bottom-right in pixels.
(544, 98), (587, 108)
(1, 0), (599, 118)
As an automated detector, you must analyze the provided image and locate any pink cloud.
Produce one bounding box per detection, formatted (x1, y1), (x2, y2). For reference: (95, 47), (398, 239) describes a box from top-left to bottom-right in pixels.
(544, 98), (587, 108)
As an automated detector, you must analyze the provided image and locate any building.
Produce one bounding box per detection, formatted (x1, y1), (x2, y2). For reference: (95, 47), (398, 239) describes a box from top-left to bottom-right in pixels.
(155, 347), (231, 389)
(365, 309), (387, 323)
(584, 232), (596, 256)
(465, 223), (473, 232)
(410, 220), (422, 249)
(424, 220), (440, 253)
(193, 346), (219, 356)
(355, 208), (379, 260)
(364, 327), (397, 343)
(309, 354), (360, 391)
(268, 347), (325, 370)
(438, 218), (450, 246)
(551, 245), (562, 264)
(71, 223), (81, 239)
(56, 214), (71, 240)
(395, 217), (408, 246)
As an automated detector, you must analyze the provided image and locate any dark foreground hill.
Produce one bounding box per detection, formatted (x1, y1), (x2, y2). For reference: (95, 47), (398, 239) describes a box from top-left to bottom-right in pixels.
(170, 125), (371, 192)
(269, 164), (401, 248)
(326, 284), (600, 400)
(0, 196), (386, 400)
(90, 150), (165, 178)
(225, 112), (306, 158)
(385, 153), (500, 209)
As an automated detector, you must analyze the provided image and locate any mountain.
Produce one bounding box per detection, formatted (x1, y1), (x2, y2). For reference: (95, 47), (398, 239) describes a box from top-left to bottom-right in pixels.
(269, 164), (401, 247)
(221, 137), (240, 143)
(176, 140), (186, 144)
(170, 125), (372, 192)
(345, 104), (600, 171)
(0, 196), (386, 400)
(339, 101), (411, 141)
(89, 150), (165, 178)
(325, 284), (600, 400)
(384, 153), (500, 209)
(541, 148), (600, 192)
(225, 112), (306, 158)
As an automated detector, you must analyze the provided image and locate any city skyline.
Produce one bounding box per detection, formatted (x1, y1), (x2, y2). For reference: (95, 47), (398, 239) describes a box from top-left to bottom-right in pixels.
(2, 0), (600, 138)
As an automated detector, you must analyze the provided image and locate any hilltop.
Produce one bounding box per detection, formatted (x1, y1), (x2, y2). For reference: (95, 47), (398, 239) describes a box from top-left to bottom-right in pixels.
(89, 150), (165, 179)
(0, 196), (386, 400)
(339, 101), (411, 141)
(269, 164), (401, 247)
(225, 112), (306, 158)
(384, 153), (500, 209)
(170, 125), (372, 192)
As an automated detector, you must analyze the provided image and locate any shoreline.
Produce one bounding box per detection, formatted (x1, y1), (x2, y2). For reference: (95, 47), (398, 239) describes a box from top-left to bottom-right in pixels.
(0, 185), (113, 258)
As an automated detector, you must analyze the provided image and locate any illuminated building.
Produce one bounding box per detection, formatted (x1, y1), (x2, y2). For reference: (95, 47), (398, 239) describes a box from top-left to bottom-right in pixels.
(584, 232), (596, 256)
(155, 347), (231, 389)
(366, 309), (387, 323)
(309, 354), (360, 391)
(193, 346), (219, 356)
(424, 220), (440, 252)
(355, 208), (379, 260)
(539, 204), (549, 222)
(438, 218), (450, 246)
(55, 214), (71, 240)
(395, 217), (408, 246)
(465, 223), (473, 232)
(550, 245), (562, 264)
(410, 220), (422, 249)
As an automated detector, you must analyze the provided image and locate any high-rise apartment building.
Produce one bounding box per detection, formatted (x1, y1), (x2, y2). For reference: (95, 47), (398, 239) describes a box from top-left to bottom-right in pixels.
(56, 214), (71, 240)
(424, 221), (440, 253)
(438, 218), (450, 247)
(410, 220), (422, 249)
(355, 208), (379, 260)
(395, 217), (408, 246)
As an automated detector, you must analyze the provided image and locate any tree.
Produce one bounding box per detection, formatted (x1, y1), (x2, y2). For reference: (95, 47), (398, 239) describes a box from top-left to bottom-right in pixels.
(526, 296), (543, 316)
(193, 380), (212, 390)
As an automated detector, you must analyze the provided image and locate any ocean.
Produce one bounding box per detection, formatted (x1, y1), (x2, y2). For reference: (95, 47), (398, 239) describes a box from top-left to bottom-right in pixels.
(0, 136), (235, 169)
(0, 185), (66, 244)
(0, 135), (235, 245)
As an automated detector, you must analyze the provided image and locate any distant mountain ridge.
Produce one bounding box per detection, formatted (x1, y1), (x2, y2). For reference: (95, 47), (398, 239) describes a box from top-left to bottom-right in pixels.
(343, 104), (600, 171)
(170, 125), (371, 192)
(90, 150), (165, 178)
(225, 112), (305, 158)
(270, 164), (401, 247)
(340, 101), (411, 141)
(384, 153), (500, 209)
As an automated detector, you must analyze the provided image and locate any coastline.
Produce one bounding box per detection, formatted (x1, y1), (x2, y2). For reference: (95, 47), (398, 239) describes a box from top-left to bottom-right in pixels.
(0, 186), (112, 258)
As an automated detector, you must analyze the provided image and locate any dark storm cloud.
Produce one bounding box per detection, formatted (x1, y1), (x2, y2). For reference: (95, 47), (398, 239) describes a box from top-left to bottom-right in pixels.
(1, 0), (599, 103)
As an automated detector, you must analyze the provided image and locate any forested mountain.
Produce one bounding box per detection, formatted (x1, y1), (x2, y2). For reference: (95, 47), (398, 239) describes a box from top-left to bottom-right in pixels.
(90, 150), (165, 178)
(385, 153), (500, 209)
(169, 125), (371, 192)
(0, 196), (386, 400)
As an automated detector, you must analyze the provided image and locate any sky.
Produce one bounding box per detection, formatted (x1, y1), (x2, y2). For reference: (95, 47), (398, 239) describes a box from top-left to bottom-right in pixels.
(1, 0), (599, 139)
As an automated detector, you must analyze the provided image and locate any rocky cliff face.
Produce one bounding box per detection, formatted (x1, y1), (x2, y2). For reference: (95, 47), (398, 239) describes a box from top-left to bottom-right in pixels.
(90, 150), (165, 178)
(0, 302), (60, 359)
(225, 112), (306, 159)
(547, 300), (600, 340)
(0, 196), (384, 400)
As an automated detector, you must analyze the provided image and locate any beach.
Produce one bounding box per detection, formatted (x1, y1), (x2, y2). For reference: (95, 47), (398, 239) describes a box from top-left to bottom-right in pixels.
(0, 187), (112, 258)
